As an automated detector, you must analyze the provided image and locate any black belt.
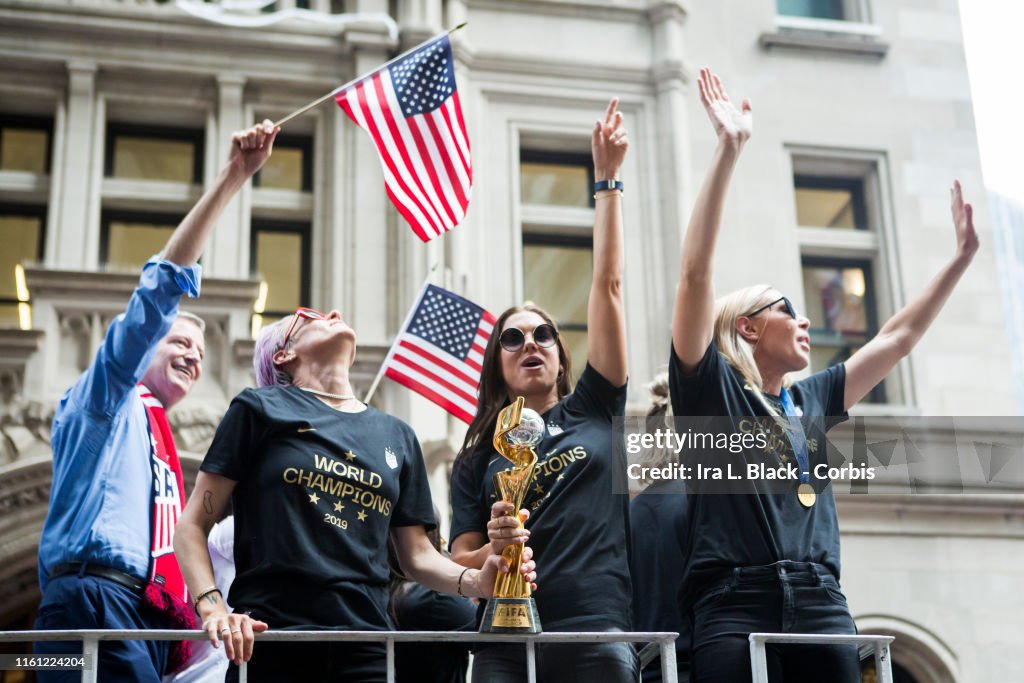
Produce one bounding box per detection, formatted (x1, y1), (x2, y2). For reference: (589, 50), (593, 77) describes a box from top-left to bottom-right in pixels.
(49, 562), (147, 595)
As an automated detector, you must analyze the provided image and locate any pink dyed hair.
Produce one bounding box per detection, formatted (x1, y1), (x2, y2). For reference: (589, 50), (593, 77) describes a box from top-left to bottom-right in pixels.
(253, 315), (295, 388)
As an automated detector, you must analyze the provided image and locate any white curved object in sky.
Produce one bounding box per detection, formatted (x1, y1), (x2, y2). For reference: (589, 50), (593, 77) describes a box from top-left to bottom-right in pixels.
(174, 0), (398, 40)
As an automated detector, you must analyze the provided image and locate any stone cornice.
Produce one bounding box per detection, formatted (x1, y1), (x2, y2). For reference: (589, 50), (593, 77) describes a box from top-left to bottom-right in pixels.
(837, 494), (1024, 540)
(24, 266), (261, 309)
(470, 55), (654, 89)
(0, 5), (364, 84)
(0, 329), (44, 363)
(759, 30), (890, 58)
(468, 0), (684, 24)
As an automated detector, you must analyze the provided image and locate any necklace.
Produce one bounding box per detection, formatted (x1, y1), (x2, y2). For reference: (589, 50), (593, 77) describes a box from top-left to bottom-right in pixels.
(298, 386), (356, 401)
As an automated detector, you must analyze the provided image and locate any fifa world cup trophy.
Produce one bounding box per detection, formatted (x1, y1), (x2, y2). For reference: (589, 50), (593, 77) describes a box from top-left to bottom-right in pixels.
(480, 396), (544, 633)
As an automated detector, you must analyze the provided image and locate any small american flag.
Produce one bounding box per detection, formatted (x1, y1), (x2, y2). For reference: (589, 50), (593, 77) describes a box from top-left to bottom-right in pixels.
(334, 34), (472, 242)
(383, 284), (495, 424)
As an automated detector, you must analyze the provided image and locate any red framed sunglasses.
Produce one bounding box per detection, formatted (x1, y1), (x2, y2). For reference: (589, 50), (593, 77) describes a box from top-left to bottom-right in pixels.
(281, 307), (326, 348)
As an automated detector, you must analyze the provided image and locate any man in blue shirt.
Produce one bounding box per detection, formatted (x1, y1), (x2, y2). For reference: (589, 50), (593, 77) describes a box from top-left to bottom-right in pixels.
(34, 120), (279, 683)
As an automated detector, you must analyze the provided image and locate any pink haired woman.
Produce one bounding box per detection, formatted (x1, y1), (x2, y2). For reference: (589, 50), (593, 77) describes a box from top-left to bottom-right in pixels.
(175, 308), (535, 683)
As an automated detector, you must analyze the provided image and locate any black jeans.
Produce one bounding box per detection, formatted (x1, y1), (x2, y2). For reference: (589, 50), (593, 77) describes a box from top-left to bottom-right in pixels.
(690, 561), (859, 683)
(473, 632), (639, 683)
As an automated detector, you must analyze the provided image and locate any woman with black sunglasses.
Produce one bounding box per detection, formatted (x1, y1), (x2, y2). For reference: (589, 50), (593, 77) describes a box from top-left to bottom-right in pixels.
(669, 68), (979, 683)
(448, 97), (636, 682)
(174, 306), (537, 683)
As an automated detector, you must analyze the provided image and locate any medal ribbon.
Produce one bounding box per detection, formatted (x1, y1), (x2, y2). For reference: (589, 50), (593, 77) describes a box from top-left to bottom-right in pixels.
(778, 387), (810, 484)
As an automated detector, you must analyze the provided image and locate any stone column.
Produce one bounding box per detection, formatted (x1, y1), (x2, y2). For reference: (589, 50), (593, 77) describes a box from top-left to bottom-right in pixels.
(51, 60), (99, 269)
(206, 74), (247, 279)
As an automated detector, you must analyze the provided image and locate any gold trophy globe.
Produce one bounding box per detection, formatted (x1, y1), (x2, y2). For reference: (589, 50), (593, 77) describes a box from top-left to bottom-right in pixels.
(480, 396), (544, 633)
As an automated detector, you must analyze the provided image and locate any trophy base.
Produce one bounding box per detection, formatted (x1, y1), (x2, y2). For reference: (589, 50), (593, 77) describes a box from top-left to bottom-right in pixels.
(479, 597), (542, 634)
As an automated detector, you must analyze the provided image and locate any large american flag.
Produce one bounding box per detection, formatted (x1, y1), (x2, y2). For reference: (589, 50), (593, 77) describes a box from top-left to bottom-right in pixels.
(334, 34), (472, 242)
(383, 284), (495, 424)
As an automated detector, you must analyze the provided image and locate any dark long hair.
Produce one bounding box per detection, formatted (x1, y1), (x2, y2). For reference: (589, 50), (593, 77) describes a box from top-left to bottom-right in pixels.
(456, 304), (574, 463)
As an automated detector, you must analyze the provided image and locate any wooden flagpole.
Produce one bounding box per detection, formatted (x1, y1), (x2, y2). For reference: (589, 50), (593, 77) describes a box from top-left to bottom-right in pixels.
(273, 22), (467, 128)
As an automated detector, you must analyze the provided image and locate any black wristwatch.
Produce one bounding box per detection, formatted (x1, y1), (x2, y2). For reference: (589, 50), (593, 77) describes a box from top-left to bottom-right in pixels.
(593, 179), (624, 193)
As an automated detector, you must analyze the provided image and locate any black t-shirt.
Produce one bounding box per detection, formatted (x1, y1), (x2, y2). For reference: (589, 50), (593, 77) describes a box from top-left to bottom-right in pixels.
(629, 479), (690, 665)
(392, 581), (476, 683)
(450, 364), (632, 631)
(668, 343), (848, 603)
(200, 386), (436, 630)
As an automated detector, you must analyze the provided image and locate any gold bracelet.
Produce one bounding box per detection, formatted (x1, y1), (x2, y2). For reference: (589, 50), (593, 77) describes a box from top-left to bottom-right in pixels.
(593, 190), (624, 200)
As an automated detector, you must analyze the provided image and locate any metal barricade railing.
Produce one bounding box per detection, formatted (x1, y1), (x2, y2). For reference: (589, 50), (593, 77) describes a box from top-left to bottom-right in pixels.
(1, 629), (680, 683)
(749, 633), (895, 683)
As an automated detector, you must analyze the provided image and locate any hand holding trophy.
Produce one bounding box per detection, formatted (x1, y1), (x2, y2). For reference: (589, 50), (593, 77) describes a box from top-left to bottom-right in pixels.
(480, 396), (544, 633)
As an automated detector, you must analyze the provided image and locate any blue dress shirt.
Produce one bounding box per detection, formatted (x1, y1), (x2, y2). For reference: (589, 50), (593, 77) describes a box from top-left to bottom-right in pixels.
(38, 257), (201, 588)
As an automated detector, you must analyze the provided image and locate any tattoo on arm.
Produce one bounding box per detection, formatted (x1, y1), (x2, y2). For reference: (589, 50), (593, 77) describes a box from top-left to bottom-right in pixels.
(204, 592), (222, 606)
(203, 490), (214, 515)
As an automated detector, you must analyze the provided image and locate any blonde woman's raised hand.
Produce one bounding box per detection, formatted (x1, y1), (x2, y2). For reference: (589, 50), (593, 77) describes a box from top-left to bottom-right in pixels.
(697, 67), (752, 146)
(592, 97), (629, 181)
(950, 180), (980, 261)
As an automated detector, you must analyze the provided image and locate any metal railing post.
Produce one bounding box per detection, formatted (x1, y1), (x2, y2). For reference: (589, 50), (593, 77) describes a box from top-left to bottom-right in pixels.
(659, 636), (678, 683)
(81, 636), (98, 683)
(386, 636), (395, 683)
(239, 657), (247, 683)
(526, 638), (537, 683)
(875, 640), (893, 683)
(749, 635), (769, 683)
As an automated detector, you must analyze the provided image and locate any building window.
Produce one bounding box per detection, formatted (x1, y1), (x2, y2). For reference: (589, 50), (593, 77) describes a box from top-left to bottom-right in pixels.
(254, 135), (312, 192)
(250, 220), (311, 333)
(100, 211), (179, 272)
(778, 0), (845, 20)
(0, 205), (45, 329)
(793, 155), (890, 403)
(520, 151), (594, 209)
(777, 0), (870, 22)
(105, 124), (203, 184)
(519, 149), (594, 368)
(802, 257), (884, 402)
(0, 116), (52, 174)
(523, 234), (592, 368)
(794, 175), (868, 230)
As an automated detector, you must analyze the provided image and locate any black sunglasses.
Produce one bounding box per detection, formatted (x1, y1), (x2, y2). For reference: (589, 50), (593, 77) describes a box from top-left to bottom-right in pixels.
(498, 323), (559, 352)
(744, 296), (798, 320)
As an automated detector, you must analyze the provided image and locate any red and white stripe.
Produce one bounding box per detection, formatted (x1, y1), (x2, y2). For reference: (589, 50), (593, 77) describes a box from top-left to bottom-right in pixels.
(335, 71), (472, 242)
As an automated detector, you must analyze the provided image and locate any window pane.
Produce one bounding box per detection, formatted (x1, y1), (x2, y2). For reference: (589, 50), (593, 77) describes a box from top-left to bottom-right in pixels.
(106, 221), (175, 271)
(520, 162), (590, 207)
(1, 128), (48, 173)
(561, 329), (588, 377)
(112, 136), (196, 182)
(777, 0), (846, 20)
(255, 231), (303, 313)
(257, 147), (305, 191)
(0, 214), (42, 299)
(802, 263), (870, 336)
(0, 302), (20, 328)
(523, 243), (592, 325)
(795, 186), (859, 229)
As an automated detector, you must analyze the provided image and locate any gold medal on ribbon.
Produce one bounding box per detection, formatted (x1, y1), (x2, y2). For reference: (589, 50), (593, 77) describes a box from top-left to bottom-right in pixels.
(797, 482), (816, 508)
